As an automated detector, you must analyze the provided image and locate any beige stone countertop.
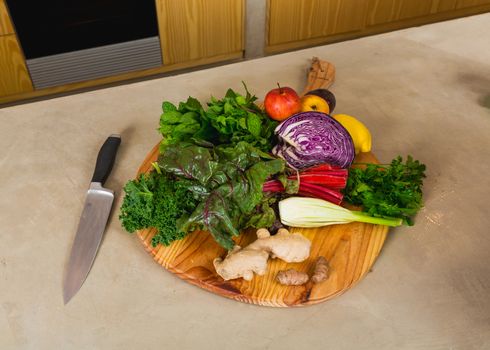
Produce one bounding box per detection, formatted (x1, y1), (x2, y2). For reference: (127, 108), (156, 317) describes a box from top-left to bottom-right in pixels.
(1, 13), (489, 350)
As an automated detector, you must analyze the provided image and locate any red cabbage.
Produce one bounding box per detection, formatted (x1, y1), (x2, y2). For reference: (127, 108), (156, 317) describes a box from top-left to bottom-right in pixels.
(273, 112), (355, 169)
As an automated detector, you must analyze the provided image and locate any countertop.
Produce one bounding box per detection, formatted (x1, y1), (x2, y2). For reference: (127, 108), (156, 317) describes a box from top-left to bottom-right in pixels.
(1, 13), (489, 350)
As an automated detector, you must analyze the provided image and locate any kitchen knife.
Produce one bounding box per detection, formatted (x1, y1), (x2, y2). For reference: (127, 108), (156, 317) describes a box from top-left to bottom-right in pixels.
(63, 134), (121, 304)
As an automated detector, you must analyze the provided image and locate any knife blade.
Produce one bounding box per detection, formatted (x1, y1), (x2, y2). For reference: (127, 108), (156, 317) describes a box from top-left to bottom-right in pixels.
(63, 134), (121, 304)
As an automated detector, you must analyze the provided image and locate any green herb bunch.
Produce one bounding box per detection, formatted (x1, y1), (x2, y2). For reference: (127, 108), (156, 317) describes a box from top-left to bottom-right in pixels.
(343, 156), (426, 225)
(158, 84), (277, 152)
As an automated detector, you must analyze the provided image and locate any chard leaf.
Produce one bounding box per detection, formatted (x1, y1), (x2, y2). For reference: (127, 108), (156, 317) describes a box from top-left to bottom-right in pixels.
(244, 199), (277, 229)
(278, 174), (299, 194)
(174, 143), (285, 250)
(158, 143), (218, 186)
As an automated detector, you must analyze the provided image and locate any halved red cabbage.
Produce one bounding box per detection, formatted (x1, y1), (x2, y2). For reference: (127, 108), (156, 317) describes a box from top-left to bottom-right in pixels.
(273, 112), (355, 169)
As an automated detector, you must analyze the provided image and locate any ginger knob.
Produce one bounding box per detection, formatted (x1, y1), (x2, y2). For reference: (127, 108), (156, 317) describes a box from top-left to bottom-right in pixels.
(276, 269), (309, 286)
(311, 256), (329, 283)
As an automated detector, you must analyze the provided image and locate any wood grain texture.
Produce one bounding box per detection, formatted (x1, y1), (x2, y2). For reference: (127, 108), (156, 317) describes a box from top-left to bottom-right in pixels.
(0, 0), (14, 36)
(431, 0), (458, 13)
(456, 0), (490, 8)
(0, 35), (33, 97)
(0, 51), (243, 105)
(367, 0), (433, 26)
(266, 0), (490, 54)
(267, 0), (365, 46)
(367, 0), (490, 25)
(156, 0), (244, 65)
(133, 58), (388, 306)
(301, 57), (335, 95)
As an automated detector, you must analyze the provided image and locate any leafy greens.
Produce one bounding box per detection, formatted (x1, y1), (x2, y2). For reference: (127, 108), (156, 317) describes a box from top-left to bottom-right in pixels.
(342, 155), (426, 225)
(120, 141), (285, 250)
(159, 84), (278, 153)
(157, 142), (285, 250)
(119, 171), (200, 247)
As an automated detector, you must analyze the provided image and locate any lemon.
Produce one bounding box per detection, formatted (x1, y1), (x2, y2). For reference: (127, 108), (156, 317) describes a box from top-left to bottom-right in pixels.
(332, 114), (372, 154)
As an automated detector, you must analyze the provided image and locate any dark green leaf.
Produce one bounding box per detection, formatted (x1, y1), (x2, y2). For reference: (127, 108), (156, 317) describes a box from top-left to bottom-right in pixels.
(158, 143), (218, 186)
(343, 156), (426, 225)
(119, 172), (199, 247)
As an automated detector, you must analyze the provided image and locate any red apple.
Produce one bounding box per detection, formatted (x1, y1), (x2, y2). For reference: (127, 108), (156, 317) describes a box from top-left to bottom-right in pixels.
(264, 84), (301, 121)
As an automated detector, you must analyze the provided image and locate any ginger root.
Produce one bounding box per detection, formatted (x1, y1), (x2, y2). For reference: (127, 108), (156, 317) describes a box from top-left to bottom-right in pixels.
(311, 256), (329, 283)
(276, 269), (309, 286)
(252, 228), (311, 263)
(213, 245), (269, 281)
(213, 228), (311, 281)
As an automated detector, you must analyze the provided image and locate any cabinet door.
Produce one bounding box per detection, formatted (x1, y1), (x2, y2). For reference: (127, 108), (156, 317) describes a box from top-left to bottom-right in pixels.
(0, 0), (14, 35)
(0, 35), (34, 97)
(367, 0), (433, 26)
(456, 0), (490, 8)
(431, 0), (458, 13)
(268, 0), (365, 46)
(156, 0), (244, 65)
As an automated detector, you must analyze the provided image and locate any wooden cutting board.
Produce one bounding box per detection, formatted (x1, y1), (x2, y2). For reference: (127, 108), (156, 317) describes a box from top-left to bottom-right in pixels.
(134, 58), (389, 307)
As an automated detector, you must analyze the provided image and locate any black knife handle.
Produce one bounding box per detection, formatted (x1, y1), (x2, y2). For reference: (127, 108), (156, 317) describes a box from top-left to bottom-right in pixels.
(91, 134), (121, 185)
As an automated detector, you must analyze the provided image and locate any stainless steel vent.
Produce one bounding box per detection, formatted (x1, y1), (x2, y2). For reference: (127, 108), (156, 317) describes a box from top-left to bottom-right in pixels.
(26, 36), (162, 89)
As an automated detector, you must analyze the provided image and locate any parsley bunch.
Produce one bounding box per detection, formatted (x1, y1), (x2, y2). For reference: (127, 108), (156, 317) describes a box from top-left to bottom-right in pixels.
(343, 156), (426, 225)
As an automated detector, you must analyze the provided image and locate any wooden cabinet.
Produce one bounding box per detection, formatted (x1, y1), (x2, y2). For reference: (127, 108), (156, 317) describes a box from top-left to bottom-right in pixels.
(0, 0), (14, 36)
(0, 35), (34, 97)
(367, 0), (433, 26)
(430, 0), (459, 13)
(366, 0), (490, 25)
(1, 0), (489, 104)
(155, 0), (244, 66)
(267, 0), (490, 53)
(1, 0), (33, 97)
(1, 0), (245, 103)
(457, 0), (490, 8)
(267, 0), (366, 52)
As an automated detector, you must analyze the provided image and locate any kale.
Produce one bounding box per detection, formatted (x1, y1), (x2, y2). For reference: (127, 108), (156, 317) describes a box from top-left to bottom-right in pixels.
(342, 156), (426, 225)
(119, 171), (199, 247)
